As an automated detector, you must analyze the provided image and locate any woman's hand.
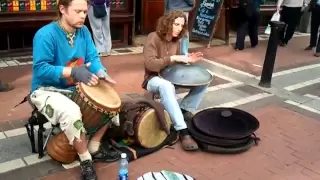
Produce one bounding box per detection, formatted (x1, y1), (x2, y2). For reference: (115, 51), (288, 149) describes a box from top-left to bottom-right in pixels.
(170, 55), (189, 63)
(187, 52), (203, 63)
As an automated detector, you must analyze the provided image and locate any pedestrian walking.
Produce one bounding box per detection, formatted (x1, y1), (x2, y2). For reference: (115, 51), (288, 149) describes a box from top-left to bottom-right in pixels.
(235, 0), (264, 50)
(304, 0), (320, 57)
(88, 0), (112, 56)
(277, 0), (308, 46)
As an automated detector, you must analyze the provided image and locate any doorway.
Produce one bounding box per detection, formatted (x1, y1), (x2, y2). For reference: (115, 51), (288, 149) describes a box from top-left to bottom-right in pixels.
(134, 0), (164, 35)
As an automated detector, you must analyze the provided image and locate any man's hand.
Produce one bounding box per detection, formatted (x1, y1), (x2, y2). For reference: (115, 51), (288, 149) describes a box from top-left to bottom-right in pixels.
(97, 69), (116, 84)
(71, 63), (99, 86)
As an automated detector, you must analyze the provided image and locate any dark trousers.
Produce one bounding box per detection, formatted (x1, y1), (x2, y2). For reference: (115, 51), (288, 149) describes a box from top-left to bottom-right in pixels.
(279, 6), (302, 43)
(235, 11), (260, 50)
(310, 5), (320, 52)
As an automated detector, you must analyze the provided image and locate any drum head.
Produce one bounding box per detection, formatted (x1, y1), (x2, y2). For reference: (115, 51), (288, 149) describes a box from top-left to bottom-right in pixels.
(136, 109), (172, 149)
(79, 81), (121, 110)
(159, 63), (213, 86)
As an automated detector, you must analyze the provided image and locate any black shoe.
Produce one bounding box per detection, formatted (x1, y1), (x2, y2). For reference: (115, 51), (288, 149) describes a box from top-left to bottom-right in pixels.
(279, 41), (287, 47)
(234, 47), (244, 51)
(314, 52), (320, 57)
(92, 146), (120, 163)
(80, 160), (97, 180)
(305, 46), (314, 50)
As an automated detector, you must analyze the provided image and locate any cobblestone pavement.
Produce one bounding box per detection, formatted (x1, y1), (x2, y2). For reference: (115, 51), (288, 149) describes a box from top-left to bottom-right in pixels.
(1, 35), (320, 180)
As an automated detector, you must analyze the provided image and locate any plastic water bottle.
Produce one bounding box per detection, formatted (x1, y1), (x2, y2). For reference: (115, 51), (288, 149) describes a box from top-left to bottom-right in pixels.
(119, 153), (129, 180)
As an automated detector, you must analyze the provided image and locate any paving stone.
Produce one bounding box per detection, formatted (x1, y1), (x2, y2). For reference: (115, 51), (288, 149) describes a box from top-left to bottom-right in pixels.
(0, 134), (33, 163)
(236, 85), (267, 95)
(0, 160), (63, 180)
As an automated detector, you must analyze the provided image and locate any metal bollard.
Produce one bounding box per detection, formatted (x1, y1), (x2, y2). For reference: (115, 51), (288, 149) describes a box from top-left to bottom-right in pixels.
(259, 21), (286, 88)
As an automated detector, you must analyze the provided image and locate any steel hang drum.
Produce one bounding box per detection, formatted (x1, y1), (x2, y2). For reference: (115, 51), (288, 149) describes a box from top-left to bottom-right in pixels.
(159, 63), (213, 87)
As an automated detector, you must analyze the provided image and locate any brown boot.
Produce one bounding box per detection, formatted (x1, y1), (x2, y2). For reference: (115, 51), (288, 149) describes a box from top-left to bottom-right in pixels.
(180, 134), (198, 151)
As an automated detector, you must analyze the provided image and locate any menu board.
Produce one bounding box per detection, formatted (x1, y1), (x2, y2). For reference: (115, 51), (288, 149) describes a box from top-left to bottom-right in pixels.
(0, 0), (57, 12)
(190, 0), (224, 41)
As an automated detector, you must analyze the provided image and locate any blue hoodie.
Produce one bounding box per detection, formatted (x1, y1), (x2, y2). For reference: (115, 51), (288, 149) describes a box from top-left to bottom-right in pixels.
(31, 22), (106, 92)
(165, 0), (195, 12)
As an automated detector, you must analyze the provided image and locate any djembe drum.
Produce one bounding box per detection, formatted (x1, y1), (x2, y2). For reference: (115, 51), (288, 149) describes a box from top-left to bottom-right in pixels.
(134, 108), (172, 148)
(71, 81), (121, 134)
(46, 80), (121, 164)
(115, 98), (172, 149)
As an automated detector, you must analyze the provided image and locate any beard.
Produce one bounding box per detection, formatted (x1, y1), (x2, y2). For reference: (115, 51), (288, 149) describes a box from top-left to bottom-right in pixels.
(69, 21), (84, 29)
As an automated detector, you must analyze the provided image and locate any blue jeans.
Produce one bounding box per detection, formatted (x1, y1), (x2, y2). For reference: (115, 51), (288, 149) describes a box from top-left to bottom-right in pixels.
(147, 77), (208, 131)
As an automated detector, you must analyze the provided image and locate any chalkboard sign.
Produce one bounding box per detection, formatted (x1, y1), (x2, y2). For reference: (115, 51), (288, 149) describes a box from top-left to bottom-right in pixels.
(190, 0), (224, 43)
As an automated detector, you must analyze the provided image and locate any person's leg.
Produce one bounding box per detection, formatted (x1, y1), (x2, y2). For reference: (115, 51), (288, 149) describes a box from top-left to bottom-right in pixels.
(101, 6), (112, 54)
(248, 12), (259, 48)
(306, 9), (319, 50)
(30, 89), (96, 180)
(235, 20), (248, 50)
(88, 123), (120, 162)
(307, 7), (320, 52)
(282, 7), (302, 45)
(147, 77), (198, 151)
(0, 80), (13, 92)
(179, 84), (208, 124)
(279, 7), (289, 45)
(88, 5), (105, 54)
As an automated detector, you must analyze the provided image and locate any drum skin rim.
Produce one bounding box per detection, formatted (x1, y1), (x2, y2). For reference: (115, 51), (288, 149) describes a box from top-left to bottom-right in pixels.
(158, 64), (214, 87)
(77, 82), (121, 111)
(134, 108), (172, 149)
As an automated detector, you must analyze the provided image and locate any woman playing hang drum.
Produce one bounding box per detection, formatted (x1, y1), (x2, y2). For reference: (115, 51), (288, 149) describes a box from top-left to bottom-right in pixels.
(142, 10), (208, 151)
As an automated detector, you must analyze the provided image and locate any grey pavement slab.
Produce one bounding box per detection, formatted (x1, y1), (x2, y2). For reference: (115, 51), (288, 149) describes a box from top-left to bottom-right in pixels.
(292, 83), (320, 96)
(0, 134), (33, 163)
(196, 86), (254, 109)
(0, 159), (63, 180)
(271, 66), (320, 88)
(302, 98), (320, 111)
(197, 60), (257, 83)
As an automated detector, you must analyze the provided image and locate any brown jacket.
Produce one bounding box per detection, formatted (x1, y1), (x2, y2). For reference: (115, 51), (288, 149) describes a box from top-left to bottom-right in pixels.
(142, 32), (181, 89)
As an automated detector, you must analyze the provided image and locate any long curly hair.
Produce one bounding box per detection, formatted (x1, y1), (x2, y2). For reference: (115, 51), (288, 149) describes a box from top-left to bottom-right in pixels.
(156, 10), (188, 42)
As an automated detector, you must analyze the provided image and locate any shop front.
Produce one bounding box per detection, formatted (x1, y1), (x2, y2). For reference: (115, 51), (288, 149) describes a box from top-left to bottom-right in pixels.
(133, 0), (277, 38)
(0, 0), (135, 56)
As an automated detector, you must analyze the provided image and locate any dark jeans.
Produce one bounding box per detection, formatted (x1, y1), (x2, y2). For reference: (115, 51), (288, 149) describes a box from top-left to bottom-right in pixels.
(279, 6), (302, 44)
(309, 5), (320, 52)
(235, 11), (260, 50)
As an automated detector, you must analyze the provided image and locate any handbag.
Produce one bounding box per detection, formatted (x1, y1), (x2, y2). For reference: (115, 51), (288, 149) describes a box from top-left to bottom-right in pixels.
(264, 11), (280, 34)
(92, 1), (107, 18)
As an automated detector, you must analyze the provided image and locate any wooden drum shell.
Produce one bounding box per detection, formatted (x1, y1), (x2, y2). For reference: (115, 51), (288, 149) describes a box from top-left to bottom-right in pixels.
(71, 82), (121, 134)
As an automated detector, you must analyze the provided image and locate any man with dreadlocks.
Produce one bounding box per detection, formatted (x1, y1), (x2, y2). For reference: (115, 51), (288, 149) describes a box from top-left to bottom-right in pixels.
(30, 0), (119, 179)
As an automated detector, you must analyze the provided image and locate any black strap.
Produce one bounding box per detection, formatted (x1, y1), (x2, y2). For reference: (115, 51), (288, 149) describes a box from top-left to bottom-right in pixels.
(14, 95), (28, 108)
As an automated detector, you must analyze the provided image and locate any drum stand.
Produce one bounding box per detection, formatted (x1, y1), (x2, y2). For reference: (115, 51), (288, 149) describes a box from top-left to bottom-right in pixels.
(25, 108), (59, 158)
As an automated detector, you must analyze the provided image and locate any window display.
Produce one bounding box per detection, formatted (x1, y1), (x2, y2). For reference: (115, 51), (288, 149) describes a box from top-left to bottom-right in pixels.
(0, 0), (57, 12)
